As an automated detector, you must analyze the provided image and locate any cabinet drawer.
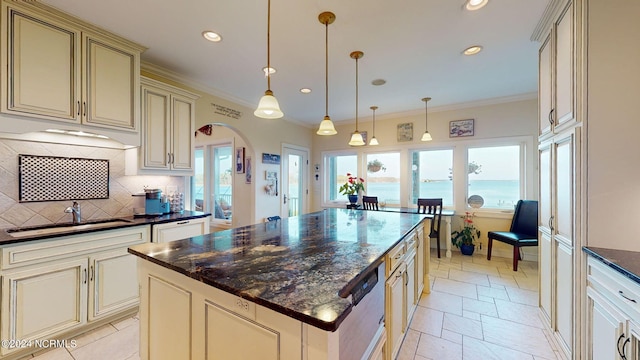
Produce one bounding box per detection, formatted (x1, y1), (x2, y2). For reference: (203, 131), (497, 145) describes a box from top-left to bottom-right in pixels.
(588, 257), (640, 320)
(1, 226), (149, 270)
(386, 241), (406, 277)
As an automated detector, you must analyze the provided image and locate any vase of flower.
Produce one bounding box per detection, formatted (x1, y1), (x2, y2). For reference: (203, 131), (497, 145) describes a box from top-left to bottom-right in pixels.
(339, 173), (365, 204)
(451, 212), (481, 256)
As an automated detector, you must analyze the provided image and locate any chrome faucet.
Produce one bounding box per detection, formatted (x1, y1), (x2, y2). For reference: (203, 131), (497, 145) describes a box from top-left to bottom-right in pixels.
(64, 201), (81, 224)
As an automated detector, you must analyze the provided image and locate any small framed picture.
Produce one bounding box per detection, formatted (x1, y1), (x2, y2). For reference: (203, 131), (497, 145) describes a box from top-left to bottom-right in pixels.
(245, 157), (252, 184)
(449, 119), (474, 138)
(235, 147), (245, 173)
(397, 123), (413, 142)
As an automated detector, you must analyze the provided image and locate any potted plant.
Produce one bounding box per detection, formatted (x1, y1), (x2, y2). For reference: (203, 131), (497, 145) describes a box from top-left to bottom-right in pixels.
(367, 159), (386, 173)
(339, 173), (365, 204)
(451, 212), (481, 255)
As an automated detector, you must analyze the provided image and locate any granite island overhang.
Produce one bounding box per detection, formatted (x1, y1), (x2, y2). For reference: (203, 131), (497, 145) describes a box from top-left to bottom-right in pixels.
(128, 208), (430, 359)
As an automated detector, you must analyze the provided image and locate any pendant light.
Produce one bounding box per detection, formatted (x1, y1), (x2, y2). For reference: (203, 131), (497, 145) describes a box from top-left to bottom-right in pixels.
(421, 97), (433, 142)
(348, 51), (365, 146)
(369, 106), (379, 145)
(316, 12), (337, 135)
(254, 0), (284, 119)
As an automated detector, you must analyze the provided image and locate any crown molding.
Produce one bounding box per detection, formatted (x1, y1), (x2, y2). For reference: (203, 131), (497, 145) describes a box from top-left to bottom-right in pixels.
(332, 92), (538, 125)
(531, 0), (570, 42)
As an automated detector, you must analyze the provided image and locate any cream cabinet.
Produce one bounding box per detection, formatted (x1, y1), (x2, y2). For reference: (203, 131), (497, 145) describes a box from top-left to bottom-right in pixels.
(151, 216), (211, 243)
(538, 127), (579, 356)
(0, 1), (143, 131)
(538, 1), (574, 139)
(0, 226), (149, 358)
(587, 257), (640, 360)
(138, 77), (199, 175)
(384, 222), (425, 360)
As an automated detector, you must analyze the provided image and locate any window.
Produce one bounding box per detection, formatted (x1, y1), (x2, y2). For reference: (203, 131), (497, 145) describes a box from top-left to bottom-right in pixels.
(366, 152), (400, 206)
(411, 149), (453, 206)
(191, 144), (233, 220)
(325, 153), (357, 202)
(467, 145), (521, 209)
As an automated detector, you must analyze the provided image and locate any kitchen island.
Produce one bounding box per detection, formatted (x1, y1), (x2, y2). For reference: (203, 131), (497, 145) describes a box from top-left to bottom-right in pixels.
(128, 208), (430, 360)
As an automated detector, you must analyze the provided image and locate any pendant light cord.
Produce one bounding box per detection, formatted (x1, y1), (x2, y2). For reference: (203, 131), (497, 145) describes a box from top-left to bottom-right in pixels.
(355, 55), (359, 131)
(266, 0), (272, 91)
(324, 21), (329, 117)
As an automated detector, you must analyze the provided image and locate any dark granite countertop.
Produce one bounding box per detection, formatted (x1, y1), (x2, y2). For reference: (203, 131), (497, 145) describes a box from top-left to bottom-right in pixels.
(583, 246), (640, 285)
(128, 208), (427, 332)
(0, 211), (211, 245)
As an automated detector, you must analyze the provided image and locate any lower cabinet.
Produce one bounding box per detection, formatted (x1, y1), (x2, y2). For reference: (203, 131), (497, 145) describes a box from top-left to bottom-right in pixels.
(385, 221), (425, 360)
(587, 256), (640, 360)
(0, 226), (149, 357)
(151, 216), (211, 243)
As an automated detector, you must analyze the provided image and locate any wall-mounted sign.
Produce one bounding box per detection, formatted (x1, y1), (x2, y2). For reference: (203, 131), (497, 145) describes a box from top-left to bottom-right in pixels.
(212, 103), (242, 119)
(262, 153), (281, 164)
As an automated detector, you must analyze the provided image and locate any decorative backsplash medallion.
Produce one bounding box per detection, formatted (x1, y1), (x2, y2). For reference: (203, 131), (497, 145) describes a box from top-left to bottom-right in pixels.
(19, 154), (109, 202)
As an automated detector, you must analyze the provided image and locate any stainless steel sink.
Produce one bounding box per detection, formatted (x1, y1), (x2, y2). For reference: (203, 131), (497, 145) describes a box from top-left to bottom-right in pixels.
(6, 219), (133, 238)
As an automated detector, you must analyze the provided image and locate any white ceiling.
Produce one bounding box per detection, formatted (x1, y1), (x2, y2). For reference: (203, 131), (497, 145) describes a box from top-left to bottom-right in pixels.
(42, 0), (549, 126)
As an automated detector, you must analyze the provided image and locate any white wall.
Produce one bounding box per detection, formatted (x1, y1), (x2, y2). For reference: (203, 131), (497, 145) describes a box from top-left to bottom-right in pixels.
(311, 98), (539, 258)
(586, 0), (640, 250)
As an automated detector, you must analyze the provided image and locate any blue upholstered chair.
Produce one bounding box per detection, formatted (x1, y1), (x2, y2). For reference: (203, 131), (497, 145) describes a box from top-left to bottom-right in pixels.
(487, 200), (538, 271)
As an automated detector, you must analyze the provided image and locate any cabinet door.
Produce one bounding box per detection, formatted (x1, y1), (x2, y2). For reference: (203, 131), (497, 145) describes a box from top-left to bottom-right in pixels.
(538, 32), (553, 137)
(386, 263), (406, 360)
(88, 250), (139, 321)
(554, 2), (574, 128)
(587, 287), (626, 360)
(1, 259), (87, 355)
(171, 95), (195, 171)
(539, 140), (553, 235)
(556, 241), (573, 352)
(2, 6), (80, 121)
(539, 232), (552, 322)
(82, 34), (138, 130)
(142, 85), (171, 170)
(405, 251), (417, 325)
(555, 131), (575, 245)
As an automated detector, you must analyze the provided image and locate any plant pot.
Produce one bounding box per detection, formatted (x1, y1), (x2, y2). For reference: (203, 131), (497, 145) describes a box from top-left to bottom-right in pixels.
(367, 165), (381, 173)
(348, 194), (358, 204)
(460, 244), (475, 256)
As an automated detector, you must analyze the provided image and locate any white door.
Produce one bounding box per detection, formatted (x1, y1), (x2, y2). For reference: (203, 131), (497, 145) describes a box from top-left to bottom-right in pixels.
(281, 145), (308, 218)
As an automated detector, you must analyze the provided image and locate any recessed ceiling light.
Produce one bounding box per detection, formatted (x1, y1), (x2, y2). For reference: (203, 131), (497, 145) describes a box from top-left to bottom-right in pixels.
(202, 31), (222, 42)
(463, 45), (483, 55)
(262, 66), (276, 76)
(371, 79), (386, 86)
(300, 88), (312, 94)
(465, 0), (488, 11)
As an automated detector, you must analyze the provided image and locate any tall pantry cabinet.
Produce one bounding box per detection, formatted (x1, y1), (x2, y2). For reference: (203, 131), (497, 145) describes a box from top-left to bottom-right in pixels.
(534, 0), (584, 358)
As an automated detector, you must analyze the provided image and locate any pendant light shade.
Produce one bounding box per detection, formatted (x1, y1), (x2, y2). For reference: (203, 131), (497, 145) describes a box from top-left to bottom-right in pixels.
(316, 12), (337, 135)
(369, 105), (379, 145)
(254, 0), (283, 119)
(421, 97), (433, 142)
(348, 51), (365, 146)
(255, 90), (283, 119)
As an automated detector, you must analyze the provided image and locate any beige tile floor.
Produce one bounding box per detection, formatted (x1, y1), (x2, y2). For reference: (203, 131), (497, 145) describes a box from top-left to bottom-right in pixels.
(29, 252), (559, 360)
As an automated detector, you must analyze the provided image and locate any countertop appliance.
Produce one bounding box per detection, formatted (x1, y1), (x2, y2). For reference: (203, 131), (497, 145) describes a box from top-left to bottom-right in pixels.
(144, 189), (165, 215)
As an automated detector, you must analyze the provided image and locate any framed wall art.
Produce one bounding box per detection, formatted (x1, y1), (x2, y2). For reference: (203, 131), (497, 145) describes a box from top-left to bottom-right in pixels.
(449, 119), (474, 138)
(245, 157), (252, 184)
(397, 123), (413, 142)
(235, 147), (245, 173)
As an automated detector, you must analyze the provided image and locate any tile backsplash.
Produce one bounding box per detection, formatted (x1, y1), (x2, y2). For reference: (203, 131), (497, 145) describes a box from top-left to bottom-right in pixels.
(0, 138), (185, 229)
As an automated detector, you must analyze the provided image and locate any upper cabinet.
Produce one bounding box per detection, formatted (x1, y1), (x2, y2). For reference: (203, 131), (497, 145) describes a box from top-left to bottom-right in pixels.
(0, 1), (144, 132)
(136, 77), (199, 175)
(538, 1), (575, 139)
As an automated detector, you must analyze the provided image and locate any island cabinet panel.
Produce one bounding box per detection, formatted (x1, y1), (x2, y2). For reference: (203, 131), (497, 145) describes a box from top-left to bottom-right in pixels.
(386, 263), (406, 360)
(0, 258), (87, 356)
(146, 276), (192, 360)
